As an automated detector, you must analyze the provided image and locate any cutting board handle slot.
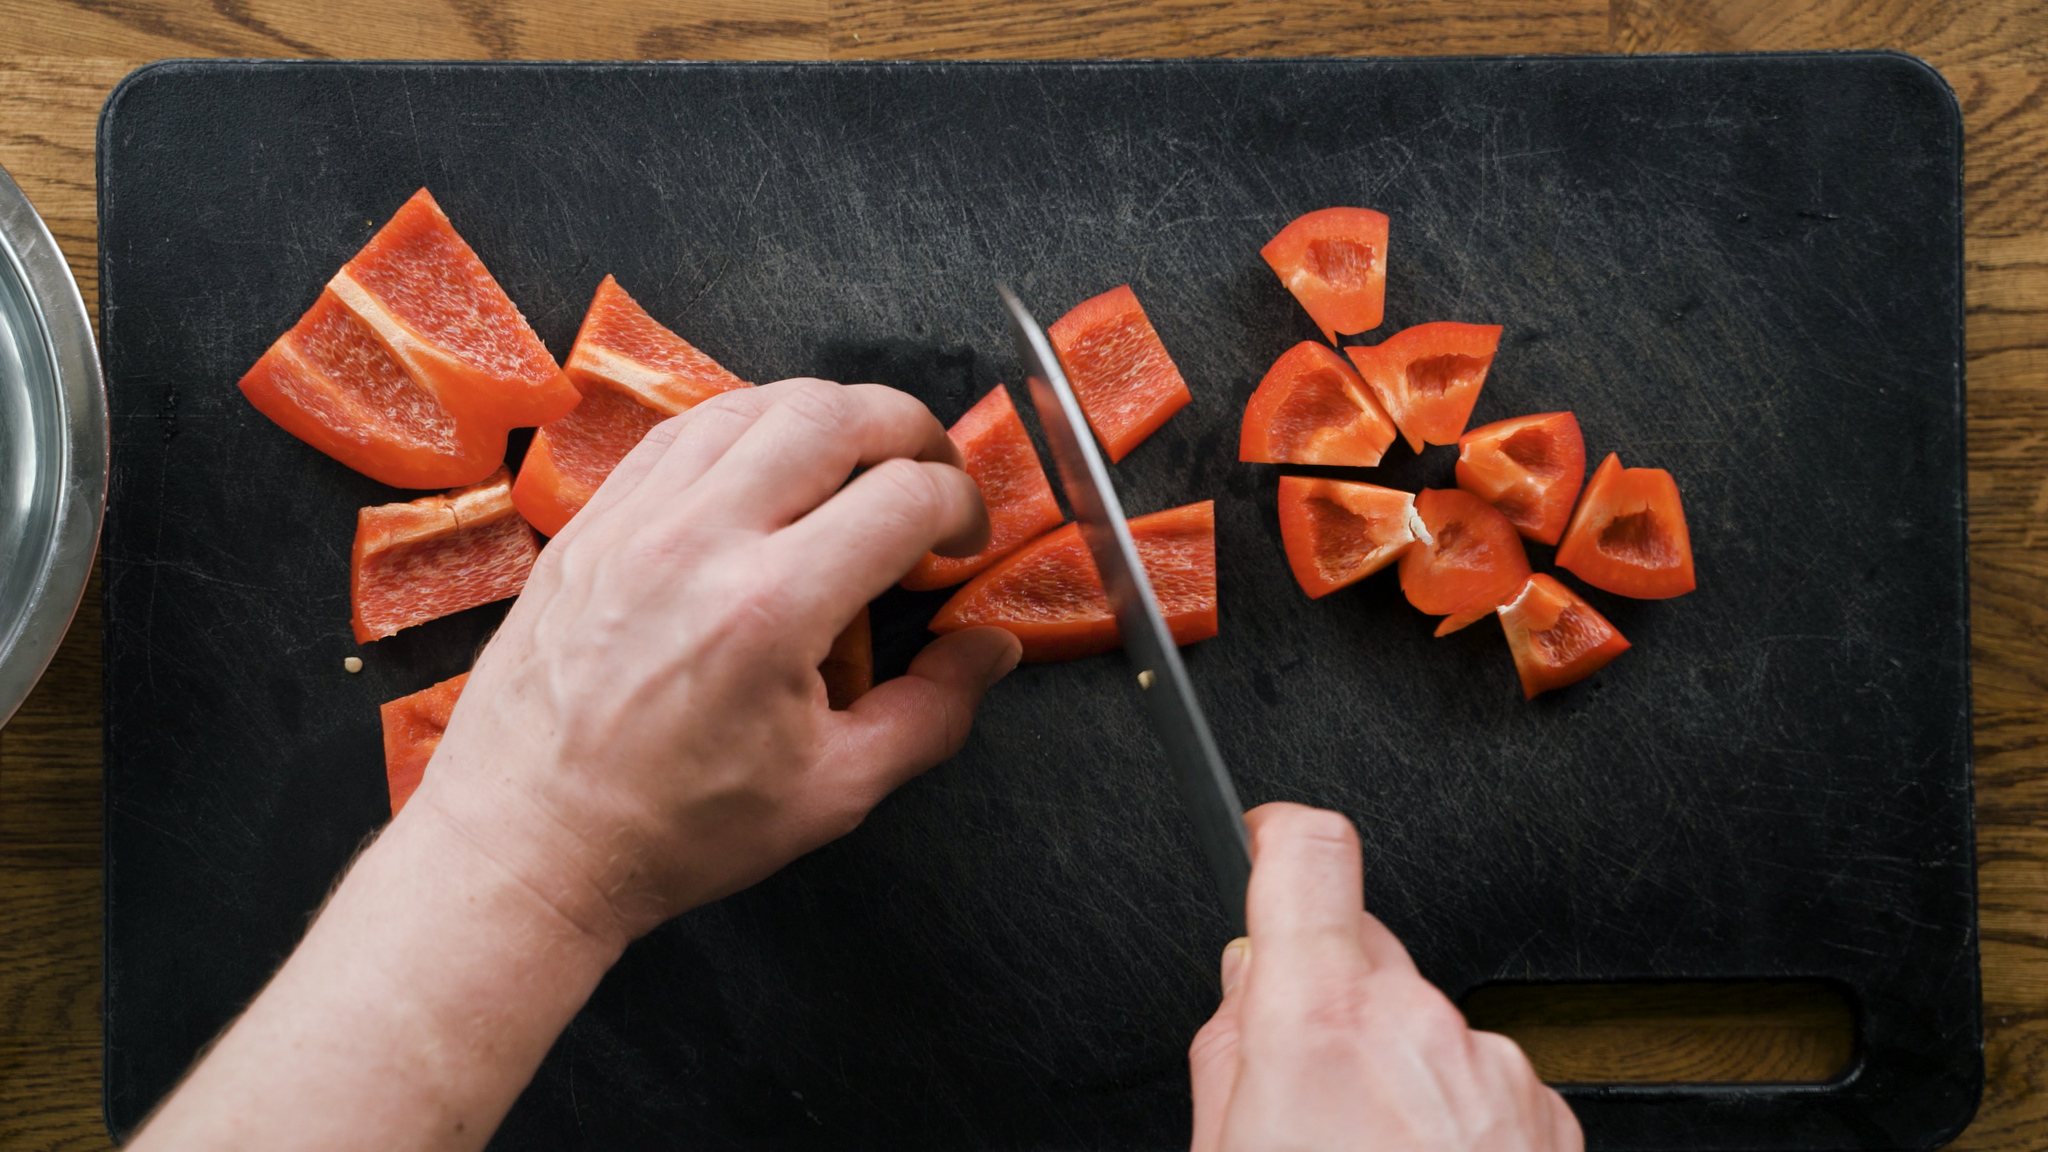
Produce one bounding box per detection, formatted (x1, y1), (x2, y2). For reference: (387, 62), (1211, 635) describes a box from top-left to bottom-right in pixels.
(1458, 979), (1856, 1086)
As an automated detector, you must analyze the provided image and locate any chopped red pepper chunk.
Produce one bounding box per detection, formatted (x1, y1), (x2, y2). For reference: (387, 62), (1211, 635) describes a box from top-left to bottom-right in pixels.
(1240, 341), (1399, 467)
(239, 189), (578, 489)
(513, 276), (751, 536)
(351, 467), (540, 643)
(1345, 322), (1503, 453)
(1047, 285), (1191, 463)
(1277, 477), (1430, 599)
(930, 501), (1217, 662)
(902, 384), (1064, 590)
(1498, 574), (1631, 699)
(1456, 411), (1587, 546)
(1399, 487), (1533, 636)
(820, 606), (873, 710)
(380, 671), (469, 816)
(1554, 453), (1696, 599)
(1260, 208), (1390, 345)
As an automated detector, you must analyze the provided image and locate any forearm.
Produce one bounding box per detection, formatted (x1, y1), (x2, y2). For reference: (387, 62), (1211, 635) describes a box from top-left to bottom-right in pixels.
(129, 797), (624, 1152)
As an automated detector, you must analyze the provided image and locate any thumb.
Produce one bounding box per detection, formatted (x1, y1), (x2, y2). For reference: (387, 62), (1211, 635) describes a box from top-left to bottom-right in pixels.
(822, 626), (1022, 806)
(1188, 937), (1250, 1152)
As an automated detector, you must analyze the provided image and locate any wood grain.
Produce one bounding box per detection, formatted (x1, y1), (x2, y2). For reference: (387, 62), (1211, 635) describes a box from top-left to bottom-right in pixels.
(0, 0), (831, 59)
(1462, 982), (1855, 1084)
(1, 0), (2044, 1146)
(830, 0), (1606, 59)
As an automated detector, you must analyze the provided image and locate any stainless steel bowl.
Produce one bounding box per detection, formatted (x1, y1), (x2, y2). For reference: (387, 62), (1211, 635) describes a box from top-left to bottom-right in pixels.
(0, 163), (106, 727)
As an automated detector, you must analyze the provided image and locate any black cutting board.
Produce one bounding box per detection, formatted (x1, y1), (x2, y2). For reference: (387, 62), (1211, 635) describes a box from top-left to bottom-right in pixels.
(98, 55), (1973, 1150)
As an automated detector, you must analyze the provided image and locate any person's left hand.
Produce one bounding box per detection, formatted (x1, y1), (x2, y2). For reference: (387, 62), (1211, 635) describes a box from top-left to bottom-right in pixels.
(410, 377), (1022, 949)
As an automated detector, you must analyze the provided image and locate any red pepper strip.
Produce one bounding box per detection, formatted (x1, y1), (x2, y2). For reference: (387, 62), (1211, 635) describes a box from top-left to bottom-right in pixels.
(930, 501), (1217, 662)
(1554, 453), (1696, 599)
(239, 189), (579, 489)
(1239, 341), (1398, 467)
(1046, 285), (1191, 463)
(1455, 411), (1586, 546)
(820, 606), (873, 711)
(1498, 575), (1631, 699)
(1278, 476), (1429, 599)
(351, 467), (540, 643)
(1399, 488), (1532, 637)
(1260, 207), (1390, 345)
(381, 671), (469, 816)
(513, 276), (751, 536)
(1344, 322), (1503, 453)
(902, 385), (1065, 590)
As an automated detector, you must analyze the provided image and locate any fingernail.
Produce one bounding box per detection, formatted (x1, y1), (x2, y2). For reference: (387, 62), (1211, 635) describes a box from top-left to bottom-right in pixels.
(1220, 937), (1250, 994)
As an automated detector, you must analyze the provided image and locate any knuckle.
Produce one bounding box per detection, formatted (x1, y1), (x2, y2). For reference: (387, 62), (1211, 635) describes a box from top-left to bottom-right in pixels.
(817, 799), (870, 842)
(1294, 981), (1372, 1041)
(1288, 807), (1361, 849)
(638, 414), (686, 450)
(689, 385), (771, 424)
(736, 580), (799, 631)
(774, 378), (850, 430)
(1407, 986), (1471, 1039)
(1187, 1016), (1234, 1065)
(1476, 1029), (1540, 1079)
(869, 457), (946, 513)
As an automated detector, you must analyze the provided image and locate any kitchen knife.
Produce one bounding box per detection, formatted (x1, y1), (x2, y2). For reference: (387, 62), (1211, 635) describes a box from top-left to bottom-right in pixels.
(997, 285), (1253, 936)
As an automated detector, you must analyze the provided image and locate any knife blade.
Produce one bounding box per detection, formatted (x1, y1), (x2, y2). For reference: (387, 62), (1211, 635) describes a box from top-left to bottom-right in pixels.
(997, 284), (1253, 936)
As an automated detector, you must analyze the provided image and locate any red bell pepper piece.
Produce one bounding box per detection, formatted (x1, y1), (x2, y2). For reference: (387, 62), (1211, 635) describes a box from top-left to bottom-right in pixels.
(1277, 477), (1430, 599)
(1498, 574), (1631, 699)
(1554, 453), (1696, 599)
(380, 671), (469, 816)
(902, 385), (1064, 590)
(1455, 411), (1586, 546)
(1260, 208), (1390, 345)
(239, 189), (579, 489)
(1046, 285), (1191, 463)
(1345, 322), (1503, 453)
(514, 385), (665, 538)
(930, 501), (1217, 662)
(1239, 341), (1399, 467)
(820, 606), (873, 711)
(351, 467), (540, 643)
(1399, 488), (1532, 636)
(512, 276), (751, 536)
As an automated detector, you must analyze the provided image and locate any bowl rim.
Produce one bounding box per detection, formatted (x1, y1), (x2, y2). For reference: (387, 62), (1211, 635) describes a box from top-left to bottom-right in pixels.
(0, 163), (107, 728)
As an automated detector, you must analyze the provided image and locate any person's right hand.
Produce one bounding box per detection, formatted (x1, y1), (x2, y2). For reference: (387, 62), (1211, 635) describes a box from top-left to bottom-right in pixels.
(1188, 802), (1582, 1152)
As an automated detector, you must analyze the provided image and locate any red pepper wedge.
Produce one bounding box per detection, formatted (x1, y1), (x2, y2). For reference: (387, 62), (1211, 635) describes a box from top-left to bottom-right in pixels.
(1399, 488), (1532, 636)
(1277, 477), (1430, 599)
(902, 385), (1064, 590)
(1260, 208), (1390, 345)
(381, 671), (469, 816)
(1554, 453), (1696, 599)
(351, 467), (540, 643)
(512, 276), (752, 536)
(239, 189), (579, 489)
(820, 606), (873, 710)
(1239, 341), (1399, 467)
(930, 502), (1217, 662)
(1345, 322), (1503, 453)
(1046, 285), (1191, 463)
(1498, 574), (1631, 699)
(1455, 411), (1587, 546)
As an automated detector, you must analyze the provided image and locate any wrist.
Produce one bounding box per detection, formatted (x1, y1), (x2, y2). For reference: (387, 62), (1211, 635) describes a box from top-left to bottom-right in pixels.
(131, 769), (629, 1152)
(401, 772), (640, 962)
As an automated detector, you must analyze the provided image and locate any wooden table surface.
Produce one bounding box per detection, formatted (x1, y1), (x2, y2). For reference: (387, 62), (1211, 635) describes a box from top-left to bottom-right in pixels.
(1, 0), (2042, 1146)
